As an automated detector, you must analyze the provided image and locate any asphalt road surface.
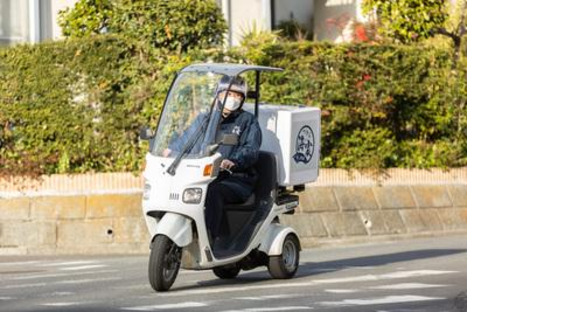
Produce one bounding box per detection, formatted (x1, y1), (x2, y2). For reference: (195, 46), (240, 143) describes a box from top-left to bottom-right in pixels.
(0, 235), (466, 312)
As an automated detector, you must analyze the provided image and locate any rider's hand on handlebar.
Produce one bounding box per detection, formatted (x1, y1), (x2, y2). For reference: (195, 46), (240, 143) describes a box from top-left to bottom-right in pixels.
(220, 159), (235, 174)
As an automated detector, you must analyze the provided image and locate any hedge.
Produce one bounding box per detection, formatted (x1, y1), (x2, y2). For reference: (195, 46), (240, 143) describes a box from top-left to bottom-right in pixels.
(0, 36), (466, 177)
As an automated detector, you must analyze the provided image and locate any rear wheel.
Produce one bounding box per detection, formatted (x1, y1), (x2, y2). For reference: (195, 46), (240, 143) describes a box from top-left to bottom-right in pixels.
(212, 264), (241, 279)
(267, 234), (300, 279)
(148, 235), (182, 292)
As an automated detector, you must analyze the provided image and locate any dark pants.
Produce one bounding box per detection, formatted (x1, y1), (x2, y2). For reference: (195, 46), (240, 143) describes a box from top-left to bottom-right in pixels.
(205, 179), (246, 240)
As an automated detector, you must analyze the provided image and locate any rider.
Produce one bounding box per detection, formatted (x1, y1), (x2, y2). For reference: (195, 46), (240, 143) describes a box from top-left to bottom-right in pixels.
(163, 75), (262, 244)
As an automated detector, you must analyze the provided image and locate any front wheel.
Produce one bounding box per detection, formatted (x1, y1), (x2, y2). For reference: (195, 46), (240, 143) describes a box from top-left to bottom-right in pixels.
(267, 234), (300, 279)
(148, 235), (182, 292)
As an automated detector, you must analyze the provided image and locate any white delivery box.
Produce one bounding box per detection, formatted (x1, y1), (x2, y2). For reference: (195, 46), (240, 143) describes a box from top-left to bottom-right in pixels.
(244, 103), (320, 186)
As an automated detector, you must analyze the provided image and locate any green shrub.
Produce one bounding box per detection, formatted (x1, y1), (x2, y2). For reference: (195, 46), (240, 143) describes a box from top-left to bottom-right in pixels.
(0, 37), (466, 177)
(238, 41), (467, 168)
(58, 0), (227, 53)
(0, 36), (155, 176)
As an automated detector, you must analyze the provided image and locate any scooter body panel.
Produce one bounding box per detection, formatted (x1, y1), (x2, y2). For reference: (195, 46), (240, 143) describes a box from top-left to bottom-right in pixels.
(259, 223), (299, 256)
(152, 212), (193, 247)
(142, 152), (301, 271)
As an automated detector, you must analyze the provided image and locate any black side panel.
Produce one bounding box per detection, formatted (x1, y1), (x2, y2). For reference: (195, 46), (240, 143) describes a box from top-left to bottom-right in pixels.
(213, 151), (277, 259)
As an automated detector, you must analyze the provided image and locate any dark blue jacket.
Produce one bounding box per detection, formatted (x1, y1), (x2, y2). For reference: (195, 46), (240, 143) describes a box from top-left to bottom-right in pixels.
(168, 109), (262, 198)
(215, 110), (262, 199)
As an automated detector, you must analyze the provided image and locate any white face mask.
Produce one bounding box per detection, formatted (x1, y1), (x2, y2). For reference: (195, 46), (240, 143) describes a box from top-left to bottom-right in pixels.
(224, 97), (242, 111)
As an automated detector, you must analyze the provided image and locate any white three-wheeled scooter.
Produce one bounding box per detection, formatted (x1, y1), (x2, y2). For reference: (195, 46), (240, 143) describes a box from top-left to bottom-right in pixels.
(140, 63), (320, 292)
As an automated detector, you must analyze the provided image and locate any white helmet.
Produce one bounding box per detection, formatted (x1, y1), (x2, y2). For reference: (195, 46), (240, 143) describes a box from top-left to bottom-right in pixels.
(217, 75), (247, 100)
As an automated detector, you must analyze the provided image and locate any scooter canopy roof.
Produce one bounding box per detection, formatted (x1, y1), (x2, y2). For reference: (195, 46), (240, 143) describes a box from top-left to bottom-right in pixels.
(181, 63), (283, 77)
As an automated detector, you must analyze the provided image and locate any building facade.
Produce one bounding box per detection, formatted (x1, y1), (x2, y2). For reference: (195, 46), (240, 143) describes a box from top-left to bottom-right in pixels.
(0, 0), (365, 47)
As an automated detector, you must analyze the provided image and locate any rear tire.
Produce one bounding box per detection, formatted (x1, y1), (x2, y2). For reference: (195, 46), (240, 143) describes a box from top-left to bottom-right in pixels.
(148, 235), (182, 292)
(268, 234), (300, 279)
(212, 264), (241, 279)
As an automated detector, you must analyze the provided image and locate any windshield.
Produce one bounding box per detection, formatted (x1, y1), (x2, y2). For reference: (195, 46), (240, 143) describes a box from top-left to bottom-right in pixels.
(151, 71), (221, 158)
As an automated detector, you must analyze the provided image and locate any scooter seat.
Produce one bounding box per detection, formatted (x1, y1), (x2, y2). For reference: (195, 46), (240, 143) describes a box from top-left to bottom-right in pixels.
(224, 193), (256, 211)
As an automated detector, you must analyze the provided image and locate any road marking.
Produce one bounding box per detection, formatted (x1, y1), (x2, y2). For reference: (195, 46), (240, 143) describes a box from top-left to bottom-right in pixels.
(158, 282), (313, 297)
(325, 289), (360, 294)
(371, 283), (449, 290)
(41, 302), (82, 307)
(378, 270), (457, 279)
(221, 307), (313, 312)
(48, 291), (76, 296)
(158, 270), (457, 297)
(318, 295), (446, 307)
(121, 301), (208, 310)
(312, 275), (378, 284)
(10, 269), (118, 280)
(305, 268), (336, 273)
(58, 277), (122, 285)
(59, 264), (108, 271)
(0, 296), (14, 300)
(235, 294), (300, 301)
(2, 277), (121, 289)
(39, 261), (98, 267)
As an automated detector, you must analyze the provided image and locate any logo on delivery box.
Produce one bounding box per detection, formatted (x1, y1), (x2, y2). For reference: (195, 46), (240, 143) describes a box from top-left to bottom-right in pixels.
(293, 125), (314, 164)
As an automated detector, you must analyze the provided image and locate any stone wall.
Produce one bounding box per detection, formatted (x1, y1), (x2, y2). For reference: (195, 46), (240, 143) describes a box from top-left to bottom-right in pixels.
(0, 169), (466, 255)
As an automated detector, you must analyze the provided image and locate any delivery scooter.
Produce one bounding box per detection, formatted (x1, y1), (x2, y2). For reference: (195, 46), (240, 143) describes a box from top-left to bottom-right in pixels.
(139, 63), (320, 292)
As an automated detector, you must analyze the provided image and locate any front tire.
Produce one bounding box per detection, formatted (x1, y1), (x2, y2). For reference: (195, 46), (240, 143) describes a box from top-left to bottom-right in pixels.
(268, 234), (300, 279)
(148, 235), (182, 292)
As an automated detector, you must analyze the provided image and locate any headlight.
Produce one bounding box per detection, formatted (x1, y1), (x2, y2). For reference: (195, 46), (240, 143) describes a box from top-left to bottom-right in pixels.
(143, 183), (151, 200)
(183, 188), (203, 204)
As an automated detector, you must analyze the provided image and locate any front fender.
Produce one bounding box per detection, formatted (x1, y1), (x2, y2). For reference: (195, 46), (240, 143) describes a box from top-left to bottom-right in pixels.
(258, 223), (300, 256)
(152, 212), (193, 247)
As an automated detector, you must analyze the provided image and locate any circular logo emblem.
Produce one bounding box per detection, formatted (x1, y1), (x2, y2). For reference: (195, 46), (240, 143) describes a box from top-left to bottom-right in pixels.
(293, 125), (315, 164)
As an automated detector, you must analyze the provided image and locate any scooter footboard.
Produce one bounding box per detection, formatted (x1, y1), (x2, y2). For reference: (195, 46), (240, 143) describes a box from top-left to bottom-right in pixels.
(152, 212), (193, 247)
(258, 223), (300, 256)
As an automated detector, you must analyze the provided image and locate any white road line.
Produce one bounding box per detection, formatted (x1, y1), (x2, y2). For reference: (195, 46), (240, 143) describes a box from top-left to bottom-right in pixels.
(158, 282), (313, 297)
(325, 289), (360, 294)
(59, 264), (108, 271)
(371, 283), (449, 290)
(221, 307), (313, 312)
(305, 268), (336, 273)
(39, 261), (98, 267)
(235, 294), (300, 301)
(0, 296), (15, 300)
(41, 302), (82, 307)
(158, 270), (457, 297)
(121, 301), (208, 311)
(10, 269), (119, 280)
(58, 277), (122, 285)
(378, 270), (457, 279)
(1, 277), (121, 289)
(48, 291), (76, 296)
(318, 295), (446, 307)
(311, 275), (378, 284)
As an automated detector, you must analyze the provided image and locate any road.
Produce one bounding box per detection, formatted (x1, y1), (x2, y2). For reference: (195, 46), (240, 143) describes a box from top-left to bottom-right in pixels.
(0, 235), (466, 312)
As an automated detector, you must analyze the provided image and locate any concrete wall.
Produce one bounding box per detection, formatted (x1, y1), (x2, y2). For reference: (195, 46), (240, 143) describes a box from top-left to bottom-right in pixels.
(0, 170), (466, 255)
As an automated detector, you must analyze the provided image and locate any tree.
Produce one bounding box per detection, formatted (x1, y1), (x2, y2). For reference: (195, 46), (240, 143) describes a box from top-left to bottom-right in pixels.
(362, 0), (466, 63)
(58, 0), (227, 53)
(362, 0), (448, 43)
(433, 0), (467, 61)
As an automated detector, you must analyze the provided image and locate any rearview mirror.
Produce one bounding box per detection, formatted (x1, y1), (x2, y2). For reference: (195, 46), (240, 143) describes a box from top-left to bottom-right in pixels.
(139, 127), (154, 140)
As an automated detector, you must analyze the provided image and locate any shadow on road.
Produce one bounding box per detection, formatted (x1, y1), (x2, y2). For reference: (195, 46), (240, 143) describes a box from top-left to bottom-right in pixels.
(170, 248), (466, 292)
